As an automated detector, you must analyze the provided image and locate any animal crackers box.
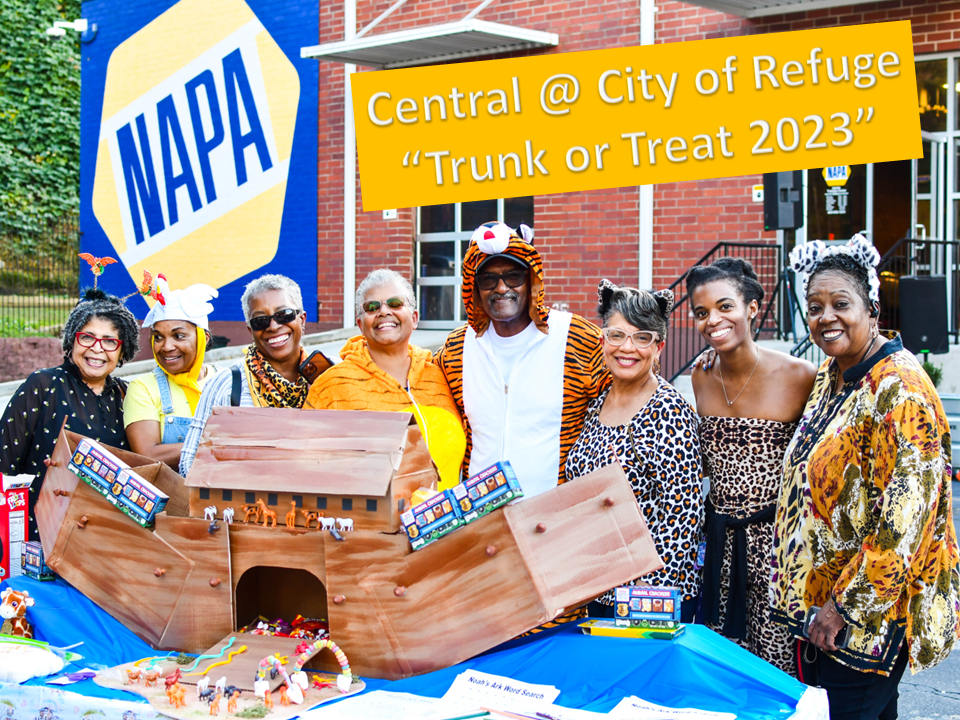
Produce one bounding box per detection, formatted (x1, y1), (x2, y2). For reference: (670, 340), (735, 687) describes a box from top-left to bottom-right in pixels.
(401, 489), (463, 551)
(452, 461), (523, 524)
(613, 585), (683, 628)
(0, 474), (32, 580)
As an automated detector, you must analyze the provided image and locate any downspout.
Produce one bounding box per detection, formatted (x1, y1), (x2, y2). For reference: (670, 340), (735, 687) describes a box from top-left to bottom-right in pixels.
(639, 0), (655, 289)
(343, 0), (357, 327)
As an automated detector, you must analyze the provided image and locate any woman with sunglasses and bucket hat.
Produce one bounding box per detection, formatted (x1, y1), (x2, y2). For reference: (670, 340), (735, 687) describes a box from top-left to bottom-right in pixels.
(304, 269), (466, 489)
(565, 280), (704, 622)
(0, 288), (141, 539)
(179, 274), (311, 477)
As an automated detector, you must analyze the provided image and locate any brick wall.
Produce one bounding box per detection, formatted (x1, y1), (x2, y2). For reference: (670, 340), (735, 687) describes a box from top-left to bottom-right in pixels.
(317, 0), (958, 319)
(0, 338), (63, 383)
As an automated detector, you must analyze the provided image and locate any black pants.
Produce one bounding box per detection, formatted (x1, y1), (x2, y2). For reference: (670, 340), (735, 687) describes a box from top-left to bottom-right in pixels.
(798, 641), (909, 720)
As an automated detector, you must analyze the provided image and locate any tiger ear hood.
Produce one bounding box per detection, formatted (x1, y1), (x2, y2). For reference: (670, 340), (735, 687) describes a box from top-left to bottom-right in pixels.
(462, 222), (549, 336)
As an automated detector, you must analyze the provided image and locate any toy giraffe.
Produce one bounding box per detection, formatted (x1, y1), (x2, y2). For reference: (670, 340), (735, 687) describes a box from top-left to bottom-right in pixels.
(285, 501), (298, 529)
(257, 499), (277, 527)
(0, 587), (35, 638)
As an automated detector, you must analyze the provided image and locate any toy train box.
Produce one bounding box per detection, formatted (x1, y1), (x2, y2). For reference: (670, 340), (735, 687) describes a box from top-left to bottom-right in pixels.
(613, 586), (683, 629)
(21, 540), (54, 581)
(452, 461), (523, 523)
(69, 438), (168, 527)
(401, 489), (464, 551)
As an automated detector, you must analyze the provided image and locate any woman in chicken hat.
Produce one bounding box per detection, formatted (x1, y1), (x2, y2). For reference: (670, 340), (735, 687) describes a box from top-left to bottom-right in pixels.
(123, 277), (221, 469)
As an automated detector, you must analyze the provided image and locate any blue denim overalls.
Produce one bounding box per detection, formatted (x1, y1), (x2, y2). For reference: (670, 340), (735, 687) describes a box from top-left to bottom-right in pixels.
(155, 366), (194, 443)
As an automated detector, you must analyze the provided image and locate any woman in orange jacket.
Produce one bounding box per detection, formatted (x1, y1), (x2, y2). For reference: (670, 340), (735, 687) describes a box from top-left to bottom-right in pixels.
(304, 269), (466, 488)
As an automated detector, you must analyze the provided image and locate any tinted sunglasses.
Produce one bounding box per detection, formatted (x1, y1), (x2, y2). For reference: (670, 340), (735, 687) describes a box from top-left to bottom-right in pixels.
(249, 308), (301, 332)
(477, 270), (527, 291)
(362, 297), (406, 314)
(75, 331), (123, 353)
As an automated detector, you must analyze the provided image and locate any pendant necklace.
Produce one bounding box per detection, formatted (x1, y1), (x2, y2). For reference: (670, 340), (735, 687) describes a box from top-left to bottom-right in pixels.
(718, 346), (761, 407)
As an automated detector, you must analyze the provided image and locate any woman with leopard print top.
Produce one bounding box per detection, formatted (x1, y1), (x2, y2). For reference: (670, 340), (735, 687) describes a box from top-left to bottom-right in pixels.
(566, 280), (704, 621)
(688, 258), (816, 676)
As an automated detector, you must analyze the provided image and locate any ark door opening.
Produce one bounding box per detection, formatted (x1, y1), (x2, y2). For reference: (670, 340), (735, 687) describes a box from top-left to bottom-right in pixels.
(234, 566), (327, 637)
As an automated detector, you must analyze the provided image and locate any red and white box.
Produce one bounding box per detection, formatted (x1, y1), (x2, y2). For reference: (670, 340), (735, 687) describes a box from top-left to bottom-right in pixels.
(0, 474), (33, 581)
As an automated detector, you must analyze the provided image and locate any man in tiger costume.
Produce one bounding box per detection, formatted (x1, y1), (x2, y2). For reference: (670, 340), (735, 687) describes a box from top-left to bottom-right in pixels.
(436, 222), (608, 495)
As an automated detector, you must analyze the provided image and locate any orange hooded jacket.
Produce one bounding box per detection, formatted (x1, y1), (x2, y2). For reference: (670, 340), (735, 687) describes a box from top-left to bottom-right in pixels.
(304, 336), (466, 488)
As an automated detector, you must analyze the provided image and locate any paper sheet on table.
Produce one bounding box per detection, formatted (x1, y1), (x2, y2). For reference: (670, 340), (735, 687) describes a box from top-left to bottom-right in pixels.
(299, 690), (438, 719)
(609, 696), (737, 720)
(424, 669), (561, 718)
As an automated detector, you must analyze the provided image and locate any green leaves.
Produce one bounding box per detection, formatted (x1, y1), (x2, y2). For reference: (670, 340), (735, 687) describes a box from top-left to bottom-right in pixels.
(0, 0), (82, 239)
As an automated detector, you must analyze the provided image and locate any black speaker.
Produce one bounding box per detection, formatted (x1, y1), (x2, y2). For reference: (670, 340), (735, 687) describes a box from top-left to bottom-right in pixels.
(899, 275), (950, 354)
(763, 171), (803, 231)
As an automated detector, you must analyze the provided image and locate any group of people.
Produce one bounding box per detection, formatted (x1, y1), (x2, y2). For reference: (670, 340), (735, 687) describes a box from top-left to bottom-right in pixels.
(2, 222), (957, 720)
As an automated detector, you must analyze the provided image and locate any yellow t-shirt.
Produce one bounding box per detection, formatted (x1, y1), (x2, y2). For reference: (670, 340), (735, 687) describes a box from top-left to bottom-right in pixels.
(123, 365), (220, 426)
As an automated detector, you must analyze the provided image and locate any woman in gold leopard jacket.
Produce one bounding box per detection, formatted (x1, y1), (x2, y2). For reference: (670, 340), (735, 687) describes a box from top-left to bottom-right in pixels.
(770, 235), (959, 720)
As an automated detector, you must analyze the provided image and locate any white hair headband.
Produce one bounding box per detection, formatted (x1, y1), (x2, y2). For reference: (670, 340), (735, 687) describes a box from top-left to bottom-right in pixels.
(788, 233), (881, 303)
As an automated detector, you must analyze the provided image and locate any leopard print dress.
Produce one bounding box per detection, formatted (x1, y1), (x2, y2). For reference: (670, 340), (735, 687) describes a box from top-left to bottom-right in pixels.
(699, 416), (797, 675)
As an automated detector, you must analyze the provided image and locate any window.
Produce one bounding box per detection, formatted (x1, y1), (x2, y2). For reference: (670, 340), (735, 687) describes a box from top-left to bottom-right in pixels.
(292, 495), (303, 508)
(267, 493), (278, 506)
(317, 497), (327, 510)
(416, 197), (534, 329)
(245, 492), (255, 504)
(199, 488), (210, 500)
(221, 490), (233, 502)
(342, 498), (353, 511)
(366, 499), (377, 512)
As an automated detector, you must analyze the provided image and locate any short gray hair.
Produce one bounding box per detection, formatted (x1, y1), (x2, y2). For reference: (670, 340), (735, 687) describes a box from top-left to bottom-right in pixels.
(355, 269), (417, 319)
(241, 274), (304, 323)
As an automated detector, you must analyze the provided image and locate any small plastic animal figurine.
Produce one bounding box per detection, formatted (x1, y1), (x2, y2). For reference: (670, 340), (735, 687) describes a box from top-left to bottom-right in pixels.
(170, 683), (186, 708)
(279, 683), (291, 706)
(165, 667), (182, 690)
(222, 507), (235, 523)
(336, 517), (354, 532)
(227, 691), (240, 713)
(144, 669), (160, 687)
(319, 516), (336, 531)
(285, 502), (298, 529)
(257, 499), (277, 527)
(209, 692), (221, 715)
(300, 509), (320, 528)
(126, 667), (142, 684)
(263, 690), (274, 709)
(208, 520), (220, 534)
(199, 687), (216, 703)
(0, 587), (35, 638)
(215, 676), (227, 696)
(204, 505), (218, 521)
(197, 676), (210, 697)
(242, 503), (261, 523)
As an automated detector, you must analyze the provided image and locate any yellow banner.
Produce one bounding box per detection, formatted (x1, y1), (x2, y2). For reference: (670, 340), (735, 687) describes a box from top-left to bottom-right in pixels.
(352, 21), (918, 210)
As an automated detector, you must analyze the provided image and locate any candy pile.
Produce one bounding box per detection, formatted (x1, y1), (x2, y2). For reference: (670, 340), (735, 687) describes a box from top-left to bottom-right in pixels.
(239, 615), (329, 640)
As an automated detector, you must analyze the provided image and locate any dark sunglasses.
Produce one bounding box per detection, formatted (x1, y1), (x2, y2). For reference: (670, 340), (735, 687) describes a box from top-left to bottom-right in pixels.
(248, 308), (301, 332)
(361, 297), (406, 314)
(477, 270), (527, 291)
(75, 331), (123, 353)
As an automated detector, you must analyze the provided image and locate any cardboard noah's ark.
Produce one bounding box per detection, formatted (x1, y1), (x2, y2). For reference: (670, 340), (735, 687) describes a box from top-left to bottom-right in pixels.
(37, 407), (662, 680)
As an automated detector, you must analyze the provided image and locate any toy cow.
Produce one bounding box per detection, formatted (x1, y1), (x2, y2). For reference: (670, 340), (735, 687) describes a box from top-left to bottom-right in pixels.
(0, 587), (35, 639)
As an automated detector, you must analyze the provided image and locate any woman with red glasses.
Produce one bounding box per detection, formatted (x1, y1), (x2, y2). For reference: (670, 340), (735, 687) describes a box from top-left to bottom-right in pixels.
(0, 289), (140, 539)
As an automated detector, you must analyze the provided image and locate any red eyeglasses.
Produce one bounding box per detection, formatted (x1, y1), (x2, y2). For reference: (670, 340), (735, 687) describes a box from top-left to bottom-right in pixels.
(75, 332), (123, 353)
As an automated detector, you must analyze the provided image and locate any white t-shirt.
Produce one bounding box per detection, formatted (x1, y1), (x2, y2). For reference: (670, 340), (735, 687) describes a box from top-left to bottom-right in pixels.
(484, 321), (540, 381)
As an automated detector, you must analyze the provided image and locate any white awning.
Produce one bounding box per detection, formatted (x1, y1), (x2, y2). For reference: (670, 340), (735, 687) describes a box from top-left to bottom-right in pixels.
(300, 19), (558, 69)
(680, 0), (875, 18)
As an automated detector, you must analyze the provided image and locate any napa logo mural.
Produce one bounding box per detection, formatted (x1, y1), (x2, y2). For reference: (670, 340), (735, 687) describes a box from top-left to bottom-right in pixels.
(82, 0), (317, 319)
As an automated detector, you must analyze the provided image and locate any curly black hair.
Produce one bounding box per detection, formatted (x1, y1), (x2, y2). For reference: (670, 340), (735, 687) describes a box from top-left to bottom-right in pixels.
(61, 288), (141, 366)
(685, 257), (765, 328)
(598, 286), (670, 340)
(806, 253), (874, 311)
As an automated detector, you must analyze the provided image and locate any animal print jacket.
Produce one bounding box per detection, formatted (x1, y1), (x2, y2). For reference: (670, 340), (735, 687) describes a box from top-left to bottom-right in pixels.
(770, 334), (960, 675)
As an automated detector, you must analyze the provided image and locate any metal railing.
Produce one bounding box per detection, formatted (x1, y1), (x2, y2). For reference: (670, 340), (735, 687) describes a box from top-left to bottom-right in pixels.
(662, 242), (785, 382)
(0, 220), (80, 337)
(790, 236), (960, 365)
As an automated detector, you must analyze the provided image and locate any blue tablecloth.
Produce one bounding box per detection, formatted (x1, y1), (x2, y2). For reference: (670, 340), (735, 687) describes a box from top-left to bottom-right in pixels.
(2, 576), (813, 719)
